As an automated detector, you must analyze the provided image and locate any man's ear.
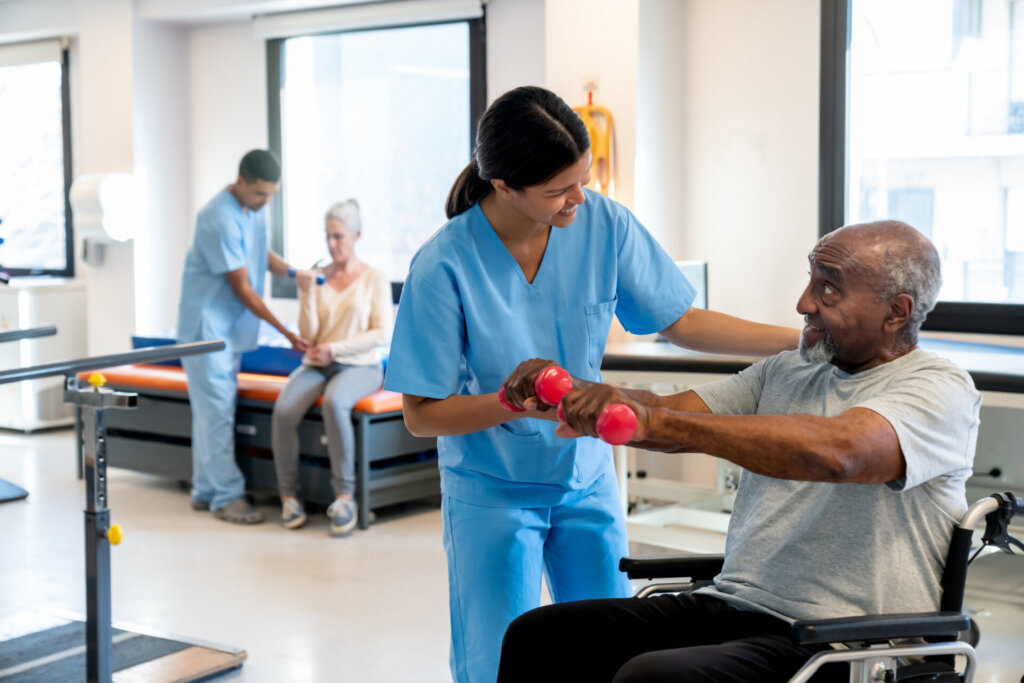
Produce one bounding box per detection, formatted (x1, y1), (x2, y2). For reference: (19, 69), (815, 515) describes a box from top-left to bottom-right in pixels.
(885, 293), (914, 333)
(490, 178), (513, 199)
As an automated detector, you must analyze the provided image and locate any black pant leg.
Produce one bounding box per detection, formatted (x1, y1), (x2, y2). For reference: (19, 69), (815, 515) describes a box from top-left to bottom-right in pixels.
(612, 601), (848, 683)
(498, 593), (729, 682)
(499, 593), (847, 683)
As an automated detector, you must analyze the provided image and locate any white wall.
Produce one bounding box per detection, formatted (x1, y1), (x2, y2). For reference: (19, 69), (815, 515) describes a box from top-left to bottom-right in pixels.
(0, 0), (76, 46)
(544, 0), (639, 210)
(647, 0), (820, 328)
(132, 20), (190, 335)
(634, 0), (688, 255)
(485, 0), (545, 100)
(76, 0), (137, 354)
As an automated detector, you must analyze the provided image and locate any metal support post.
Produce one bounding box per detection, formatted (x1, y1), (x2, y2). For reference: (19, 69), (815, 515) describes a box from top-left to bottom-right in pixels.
(81, 403), (113, 683)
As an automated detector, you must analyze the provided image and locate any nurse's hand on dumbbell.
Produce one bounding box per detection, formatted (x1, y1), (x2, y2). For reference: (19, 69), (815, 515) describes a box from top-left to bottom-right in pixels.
(498, 358), (567, 414)
(556, 384), (646, 445)
(498, 360), (640, 443)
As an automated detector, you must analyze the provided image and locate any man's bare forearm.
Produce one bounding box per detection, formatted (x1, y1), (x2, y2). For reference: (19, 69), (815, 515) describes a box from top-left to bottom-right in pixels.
(642, 407), (903, 484)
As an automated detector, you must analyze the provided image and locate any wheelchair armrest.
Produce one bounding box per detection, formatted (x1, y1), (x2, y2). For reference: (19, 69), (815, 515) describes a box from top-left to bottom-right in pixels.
(790, 611), (971, 646)
(619, 554), (725, 580)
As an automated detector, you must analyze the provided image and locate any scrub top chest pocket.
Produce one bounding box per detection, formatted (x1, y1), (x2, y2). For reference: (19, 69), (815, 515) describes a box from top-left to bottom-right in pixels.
(585, 299), (617, 370)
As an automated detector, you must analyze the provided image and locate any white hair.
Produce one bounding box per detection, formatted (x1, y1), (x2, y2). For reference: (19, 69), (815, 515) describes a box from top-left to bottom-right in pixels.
(325, 199), (361, 233)
(878, 249), (941, 343)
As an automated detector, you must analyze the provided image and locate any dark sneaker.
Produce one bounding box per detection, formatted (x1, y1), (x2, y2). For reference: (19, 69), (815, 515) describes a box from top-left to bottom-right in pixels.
(212, 498), (264, 524)
(281, 499), (307, 529)
(327, 498), (357, 536)
(190, 499), (210, 511)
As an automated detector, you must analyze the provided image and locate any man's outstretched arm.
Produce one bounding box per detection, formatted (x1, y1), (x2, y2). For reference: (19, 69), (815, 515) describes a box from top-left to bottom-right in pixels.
(559, 385), (904, 484)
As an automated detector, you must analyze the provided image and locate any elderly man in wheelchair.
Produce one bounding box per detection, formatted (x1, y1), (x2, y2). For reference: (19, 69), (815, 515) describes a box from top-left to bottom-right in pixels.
(497, 221), (1020, 682)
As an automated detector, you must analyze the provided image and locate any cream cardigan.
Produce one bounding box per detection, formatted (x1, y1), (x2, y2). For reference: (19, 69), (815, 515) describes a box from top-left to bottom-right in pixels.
(298, 266), (392, 367)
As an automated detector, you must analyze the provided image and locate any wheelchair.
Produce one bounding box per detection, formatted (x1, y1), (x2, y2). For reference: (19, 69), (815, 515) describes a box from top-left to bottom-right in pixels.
(619, 491), (1022, 683)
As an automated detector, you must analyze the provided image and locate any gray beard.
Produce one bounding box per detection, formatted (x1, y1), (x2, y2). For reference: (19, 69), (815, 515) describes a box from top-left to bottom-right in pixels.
(799, 329), (840, 364)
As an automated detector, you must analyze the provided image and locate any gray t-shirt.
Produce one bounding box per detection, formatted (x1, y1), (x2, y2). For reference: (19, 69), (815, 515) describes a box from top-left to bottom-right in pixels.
(694, 348), (980, 621)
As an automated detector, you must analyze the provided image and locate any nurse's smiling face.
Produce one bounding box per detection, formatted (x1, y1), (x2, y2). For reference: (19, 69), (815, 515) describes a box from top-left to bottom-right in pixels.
(506, 154), (592, 229)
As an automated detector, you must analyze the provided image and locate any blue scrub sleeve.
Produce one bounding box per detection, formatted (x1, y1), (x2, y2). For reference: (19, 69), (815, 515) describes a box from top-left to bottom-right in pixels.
(384, 271), (466, 399)
(613, 212), (696, 334)
(196, 209), (247, 275)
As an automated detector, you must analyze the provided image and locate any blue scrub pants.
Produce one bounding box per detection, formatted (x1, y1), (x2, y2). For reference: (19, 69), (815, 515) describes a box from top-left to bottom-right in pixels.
(443, 472), (631, 683)
(182, 349), (244, 510)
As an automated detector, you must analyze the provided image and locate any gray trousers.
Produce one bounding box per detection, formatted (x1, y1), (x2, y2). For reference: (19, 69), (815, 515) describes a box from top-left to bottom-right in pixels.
(271, 362), (383, 498)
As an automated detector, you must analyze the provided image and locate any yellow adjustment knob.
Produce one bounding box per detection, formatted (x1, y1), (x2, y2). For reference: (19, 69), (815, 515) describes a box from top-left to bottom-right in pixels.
(107, 524), (123, 546)
(88, 372), (107, 388)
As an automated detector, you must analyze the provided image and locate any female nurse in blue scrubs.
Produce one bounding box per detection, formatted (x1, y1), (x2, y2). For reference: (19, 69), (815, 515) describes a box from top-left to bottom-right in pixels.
(383, 86), (799, 683)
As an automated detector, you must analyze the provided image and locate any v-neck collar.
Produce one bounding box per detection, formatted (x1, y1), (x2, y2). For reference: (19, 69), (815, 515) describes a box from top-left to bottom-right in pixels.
(473, 202), (554, 288)
(321, 266), (369, 296)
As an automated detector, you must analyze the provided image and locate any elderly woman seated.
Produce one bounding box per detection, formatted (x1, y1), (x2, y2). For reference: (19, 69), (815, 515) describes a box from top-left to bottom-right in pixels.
(271, 199), (392, 535)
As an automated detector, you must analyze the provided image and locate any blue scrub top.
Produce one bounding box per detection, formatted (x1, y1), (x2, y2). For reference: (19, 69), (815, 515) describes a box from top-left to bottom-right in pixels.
(177, 189), (268, 352)
(384, 190), (696, 508)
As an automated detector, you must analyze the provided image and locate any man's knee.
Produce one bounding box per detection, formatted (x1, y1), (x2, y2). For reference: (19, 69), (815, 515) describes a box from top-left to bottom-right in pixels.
(498, 605), (580, 681)
(501, 606), (550, 654)
(612, 651), (679, 683)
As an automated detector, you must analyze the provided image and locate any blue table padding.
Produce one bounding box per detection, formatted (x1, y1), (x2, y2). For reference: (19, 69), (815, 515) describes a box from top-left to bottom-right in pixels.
(132, 324), (387, 377)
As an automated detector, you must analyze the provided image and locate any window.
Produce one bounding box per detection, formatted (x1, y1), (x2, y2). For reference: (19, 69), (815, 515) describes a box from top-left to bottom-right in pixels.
(266, 10), (485, 296)
(0, 40), (73, 277)
(821, 0), (1024, 333)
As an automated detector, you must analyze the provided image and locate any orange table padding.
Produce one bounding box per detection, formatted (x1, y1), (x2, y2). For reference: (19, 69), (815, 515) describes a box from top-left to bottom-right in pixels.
(77, 364), (402, 414)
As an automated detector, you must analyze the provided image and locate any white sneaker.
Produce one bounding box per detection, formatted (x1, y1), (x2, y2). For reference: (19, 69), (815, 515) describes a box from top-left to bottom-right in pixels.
(327, 498), (357, 536)
(281, 498), (307, 529)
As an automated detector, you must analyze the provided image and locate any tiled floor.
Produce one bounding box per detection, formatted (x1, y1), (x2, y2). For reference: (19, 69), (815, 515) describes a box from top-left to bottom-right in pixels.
(2, 429), (1023, 682)
(1, 430), (452, 682)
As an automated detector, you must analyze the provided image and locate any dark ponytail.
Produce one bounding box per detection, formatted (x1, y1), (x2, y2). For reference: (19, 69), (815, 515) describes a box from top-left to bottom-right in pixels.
(444, 86), (591, 218)
(445, 159), (492, 219)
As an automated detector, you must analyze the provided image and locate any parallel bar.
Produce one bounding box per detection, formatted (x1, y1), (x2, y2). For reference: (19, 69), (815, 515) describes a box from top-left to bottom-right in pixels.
(0, 340), (225, 385)
(0, 325), (57, 344)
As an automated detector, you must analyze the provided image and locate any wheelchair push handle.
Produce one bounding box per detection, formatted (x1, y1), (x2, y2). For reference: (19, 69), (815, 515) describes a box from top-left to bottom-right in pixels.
(981, 491), (1024, 555)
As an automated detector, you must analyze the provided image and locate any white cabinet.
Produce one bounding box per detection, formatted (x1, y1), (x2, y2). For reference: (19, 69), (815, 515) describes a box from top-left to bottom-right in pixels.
(0, 279), (87, 431)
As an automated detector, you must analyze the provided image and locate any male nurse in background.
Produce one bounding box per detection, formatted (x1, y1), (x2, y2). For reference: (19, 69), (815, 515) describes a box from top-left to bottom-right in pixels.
(177, 149), (310, 524)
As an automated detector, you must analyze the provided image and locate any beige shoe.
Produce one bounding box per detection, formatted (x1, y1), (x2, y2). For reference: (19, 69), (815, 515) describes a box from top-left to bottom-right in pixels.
(212, 498), (264, 524)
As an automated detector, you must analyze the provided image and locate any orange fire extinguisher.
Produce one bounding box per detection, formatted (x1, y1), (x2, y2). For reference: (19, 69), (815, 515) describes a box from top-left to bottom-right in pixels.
(573, 82), (613, 196)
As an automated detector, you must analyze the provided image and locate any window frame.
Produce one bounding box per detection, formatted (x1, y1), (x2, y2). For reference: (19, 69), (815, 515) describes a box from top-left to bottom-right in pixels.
(819, 0), (1024, 335)
(0, 46), (75, 278)
(265, 15), (487, 299)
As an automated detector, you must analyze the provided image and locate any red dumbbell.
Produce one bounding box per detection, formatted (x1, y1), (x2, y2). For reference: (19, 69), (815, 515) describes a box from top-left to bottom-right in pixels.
(594, 403), (638, 445)
(537, 365), (637, 445)
(498, 385), (525, 413)
(535, 366), (574, 405)
(499, 366), (571, 412)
